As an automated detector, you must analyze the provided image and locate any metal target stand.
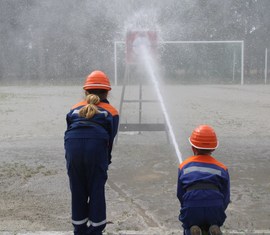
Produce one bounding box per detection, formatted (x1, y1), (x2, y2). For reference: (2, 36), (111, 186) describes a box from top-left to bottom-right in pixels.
(115, 31), (170, 143)
(116, 63), (170, 143)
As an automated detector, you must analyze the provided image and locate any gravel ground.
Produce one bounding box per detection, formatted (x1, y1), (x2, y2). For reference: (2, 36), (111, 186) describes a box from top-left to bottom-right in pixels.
(0, 84), (269, 234)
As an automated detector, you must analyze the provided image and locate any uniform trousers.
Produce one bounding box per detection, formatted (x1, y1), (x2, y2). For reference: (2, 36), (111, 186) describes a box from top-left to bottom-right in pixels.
(180, 206), (226, 235)
(65, 138), (108, 235)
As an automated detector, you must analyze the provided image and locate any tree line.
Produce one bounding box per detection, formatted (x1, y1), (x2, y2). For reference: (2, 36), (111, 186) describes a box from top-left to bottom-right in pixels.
(0, 0), (269, 84)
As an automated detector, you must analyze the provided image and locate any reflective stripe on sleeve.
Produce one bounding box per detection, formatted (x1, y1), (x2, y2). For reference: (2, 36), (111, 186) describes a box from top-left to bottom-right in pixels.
(72, 109), (80, 115)
(89, 219), (107, 227)
(72, 217), (88, 225)
(183, 166), (221, 176)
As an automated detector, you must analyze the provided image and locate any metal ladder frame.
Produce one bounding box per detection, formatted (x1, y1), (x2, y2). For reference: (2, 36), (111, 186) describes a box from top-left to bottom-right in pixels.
(116, 64), (169, 143)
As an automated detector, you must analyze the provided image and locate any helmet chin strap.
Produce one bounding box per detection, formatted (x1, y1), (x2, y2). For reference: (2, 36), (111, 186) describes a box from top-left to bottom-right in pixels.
(192, 146), (199, 155)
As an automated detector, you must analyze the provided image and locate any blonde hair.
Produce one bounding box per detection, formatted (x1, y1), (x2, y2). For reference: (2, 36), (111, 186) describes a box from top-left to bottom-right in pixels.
(79, 94), (101, 119)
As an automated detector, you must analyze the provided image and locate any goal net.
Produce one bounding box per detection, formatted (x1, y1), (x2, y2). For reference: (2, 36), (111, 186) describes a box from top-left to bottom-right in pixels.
(114, 40), (244, 85)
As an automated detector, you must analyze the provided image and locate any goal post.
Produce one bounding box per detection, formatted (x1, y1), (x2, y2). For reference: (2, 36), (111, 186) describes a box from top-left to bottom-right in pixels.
(114, 41), (125, 86)
(114, 40), (244, 85)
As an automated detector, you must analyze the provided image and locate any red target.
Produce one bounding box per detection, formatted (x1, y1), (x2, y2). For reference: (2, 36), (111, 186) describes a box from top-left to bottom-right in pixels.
(126, 31), (157, 64)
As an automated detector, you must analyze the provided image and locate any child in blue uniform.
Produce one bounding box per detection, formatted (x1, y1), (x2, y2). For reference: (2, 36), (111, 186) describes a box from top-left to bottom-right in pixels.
(177, 125), (230, 235)
(64, 71), (119, 235)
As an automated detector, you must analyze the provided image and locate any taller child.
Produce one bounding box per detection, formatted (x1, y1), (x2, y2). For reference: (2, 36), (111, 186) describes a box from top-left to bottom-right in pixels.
(64, 71), (119, 235)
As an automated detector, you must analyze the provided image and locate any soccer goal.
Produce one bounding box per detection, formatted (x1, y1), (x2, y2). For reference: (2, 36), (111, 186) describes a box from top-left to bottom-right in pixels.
(114, 40), (244, 85)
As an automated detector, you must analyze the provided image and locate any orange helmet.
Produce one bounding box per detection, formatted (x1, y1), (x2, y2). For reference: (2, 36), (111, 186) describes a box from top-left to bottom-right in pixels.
(83, 70), (111, 91)
(189, 125), (218, 150)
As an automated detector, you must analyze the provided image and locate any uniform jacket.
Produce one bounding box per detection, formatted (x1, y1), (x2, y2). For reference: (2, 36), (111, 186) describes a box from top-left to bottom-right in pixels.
(64, 99), (119, 163)
(177, 155), (230, 209)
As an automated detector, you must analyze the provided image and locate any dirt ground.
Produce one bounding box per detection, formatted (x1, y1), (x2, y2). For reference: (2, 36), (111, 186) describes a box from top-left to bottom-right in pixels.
(0, 84), (270, 234)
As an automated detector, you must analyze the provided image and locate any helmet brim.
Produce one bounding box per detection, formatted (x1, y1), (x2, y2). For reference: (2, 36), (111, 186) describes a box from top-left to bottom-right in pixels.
(188, 137), (218, 150)
(83, 84), (111, 91)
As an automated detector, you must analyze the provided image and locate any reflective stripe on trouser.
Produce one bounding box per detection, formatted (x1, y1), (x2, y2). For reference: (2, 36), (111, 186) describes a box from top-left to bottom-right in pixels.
(65, 138), (109, 234)
(71, 218), (107, 235)
(72, 217), (88, 225)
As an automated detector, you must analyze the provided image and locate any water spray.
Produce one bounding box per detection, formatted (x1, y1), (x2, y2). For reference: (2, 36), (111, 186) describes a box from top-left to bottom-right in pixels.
(134, 35), (183, 164)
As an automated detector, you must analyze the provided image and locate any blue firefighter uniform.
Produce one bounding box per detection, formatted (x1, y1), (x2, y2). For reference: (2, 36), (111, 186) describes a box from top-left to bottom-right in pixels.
(177, 155), (230, 235)
(64, 99), (119, 235)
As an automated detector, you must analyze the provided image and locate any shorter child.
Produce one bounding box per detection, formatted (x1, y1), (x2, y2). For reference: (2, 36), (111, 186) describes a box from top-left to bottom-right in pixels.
(177, 125), (230, 235)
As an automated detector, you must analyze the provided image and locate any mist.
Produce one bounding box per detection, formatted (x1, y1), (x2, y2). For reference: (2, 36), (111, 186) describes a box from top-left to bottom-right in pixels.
(1, 1), (270, 234)
(0, 0), (269, 85)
